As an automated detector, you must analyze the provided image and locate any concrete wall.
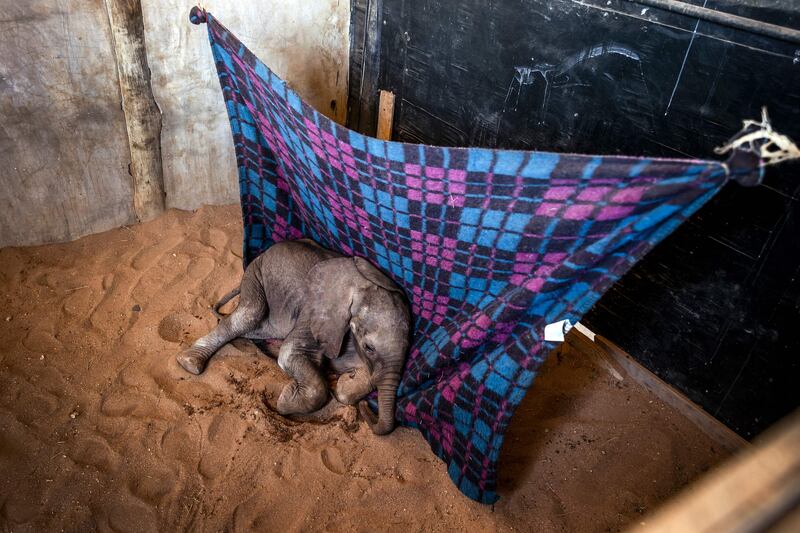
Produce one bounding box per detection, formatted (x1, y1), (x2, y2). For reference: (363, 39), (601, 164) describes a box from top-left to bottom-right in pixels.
(0, 0), (350, 247)
(142, 0), (350, 211)
(0, 0), (136, 247)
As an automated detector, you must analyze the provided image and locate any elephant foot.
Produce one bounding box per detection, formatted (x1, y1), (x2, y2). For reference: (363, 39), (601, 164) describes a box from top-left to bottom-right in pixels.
(176, 347), (209, 375)
(277, 380), (328, 415)
(334, 369), (373, 405)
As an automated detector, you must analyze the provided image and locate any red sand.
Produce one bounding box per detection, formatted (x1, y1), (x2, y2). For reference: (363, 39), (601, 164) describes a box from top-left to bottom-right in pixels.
(0, 205), (731, 531)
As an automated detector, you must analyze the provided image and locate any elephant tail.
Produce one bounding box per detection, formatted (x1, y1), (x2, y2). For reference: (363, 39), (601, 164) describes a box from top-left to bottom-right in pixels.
(211, 288), (241, 320)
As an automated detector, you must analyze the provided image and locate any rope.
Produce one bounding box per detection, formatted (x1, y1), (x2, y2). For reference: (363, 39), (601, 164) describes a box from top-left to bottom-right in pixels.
(715, 108), (800, 167)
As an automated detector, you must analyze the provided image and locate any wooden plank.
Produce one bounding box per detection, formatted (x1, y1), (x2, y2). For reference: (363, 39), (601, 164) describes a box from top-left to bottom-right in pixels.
(376, 90), (396, 140)
(632, 410), (800, 533)
(144, 2), (350, 213)
(348, 0), (383, 134)
(0, 2), (135, 247)
(566, 327), (749, 454)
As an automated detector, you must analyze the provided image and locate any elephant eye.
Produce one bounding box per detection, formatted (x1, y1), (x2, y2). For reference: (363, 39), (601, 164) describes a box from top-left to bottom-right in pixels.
(364, 343), (375, 353)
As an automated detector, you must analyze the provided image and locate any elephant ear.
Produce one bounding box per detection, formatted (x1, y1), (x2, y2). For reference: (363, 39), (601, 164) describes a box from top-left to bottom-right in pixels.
(306, 258), (355, 359)
(353, 257), (401, 293)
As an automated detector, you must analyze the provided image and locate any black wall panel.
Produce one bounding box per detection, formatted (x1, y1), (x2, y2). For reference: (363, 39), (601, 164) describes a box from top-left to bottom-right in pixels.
(348, 0), (800, 438)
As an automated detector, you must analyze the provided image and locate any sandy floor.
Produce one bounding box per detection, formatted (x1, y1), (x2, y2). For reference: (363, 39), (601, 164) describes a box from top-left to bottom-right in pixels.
(0, 205), (732, 532)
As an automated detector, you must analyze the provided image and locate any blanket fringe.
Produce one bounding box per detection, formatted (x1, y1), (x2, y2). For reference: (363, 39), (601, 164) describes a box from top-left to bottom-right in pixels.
(715, 107), (800, 167)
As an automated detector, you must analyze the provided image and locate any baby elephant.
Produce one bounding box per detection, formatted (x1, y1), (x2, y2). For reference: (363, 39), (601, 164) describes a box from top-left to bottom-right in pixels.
(176, 239), (410, 435)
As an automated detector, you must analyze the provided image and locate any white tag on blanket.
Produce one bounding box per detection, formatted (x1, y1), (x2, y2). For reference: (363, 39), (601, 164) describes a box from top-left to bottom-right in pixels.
(544, 319), (573, 342)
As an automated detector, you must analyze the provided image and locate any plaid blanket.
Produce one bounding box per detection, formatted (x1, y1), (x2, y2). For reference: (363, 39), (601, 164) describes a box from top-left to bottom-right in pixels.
(190, 8), (763, 503)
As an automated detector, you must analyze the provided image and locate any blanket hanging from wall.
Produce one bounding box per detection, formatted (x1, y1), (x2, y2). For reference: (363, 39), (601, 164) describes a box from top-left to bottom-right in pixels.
(189, 7), (798, 503)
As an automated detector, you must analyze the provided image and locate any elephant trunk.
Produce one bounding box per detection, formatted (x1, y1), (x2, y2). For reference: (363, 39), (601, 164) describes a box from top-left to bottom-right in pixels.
(359, 363), (403, 435)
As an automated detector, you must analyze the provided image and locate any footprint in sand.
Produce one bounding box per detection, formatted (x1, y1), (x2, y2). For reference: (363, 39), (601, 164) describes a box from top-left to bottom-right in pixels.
(186, 256), (216, 281)
(100, 387), (178, 420)
(199, 227), (230, 252)
(22, 329), (63, 354)
(198, 413), (243, 480)
(130, 254), (191, 302)
(232, 493), (271, 531)
(130, 234), (183, 271)
(127, 464), (176, 507)
(61, 283), (96, 319)
(160, 421), (199, 463)
(101, 501), (158, 533)
(1, 481), (48, 525)
(158, 313), (185, 343)
(130, 246), (161, 272)
(100, 390), (150, 418)
(32, 365), (68, 396)
(320, 447), (346, 475)
(0, 414), (33, 462)
(158, 312), (207, 344)
(33, 270), (60, 290)
(70, 435), (119, 472)
(119, 365), (160, 396)
(89, 272), (139, 334)
(15, 391), (59, 425)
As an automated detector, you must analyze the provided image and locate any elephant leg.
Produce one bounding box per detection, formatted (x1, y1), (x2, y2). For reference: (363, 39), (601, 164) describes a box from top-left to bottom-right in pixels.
(334, 365), (373, 405)
(276, 330), (328, 415)
(177, 274), (265, 375)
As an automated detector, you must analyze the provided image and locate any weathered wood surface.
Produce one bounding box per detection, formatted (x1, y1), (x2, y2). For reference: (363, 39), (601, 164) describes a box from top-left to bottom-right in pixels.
(105, 0), (165, 221)
(346, 0), (382, 134)
(376, 89), (395, 140)
(0, 0), (351, 246)
(0, 0), (135, 247)
(141, 0), (351, 212)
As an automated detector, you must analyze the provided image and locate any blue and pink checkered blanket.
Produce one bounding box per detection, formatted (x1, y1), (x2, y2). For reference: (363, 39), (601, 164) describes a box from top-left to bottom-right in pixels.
(190, 8), (767, 503)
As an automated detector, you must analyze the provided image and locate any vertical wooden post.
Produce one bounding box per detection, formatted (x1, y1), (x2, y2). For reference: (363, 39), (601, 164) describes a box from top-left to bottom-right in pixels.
(105, 0), (165, 222)
(376, 90), (395, 141)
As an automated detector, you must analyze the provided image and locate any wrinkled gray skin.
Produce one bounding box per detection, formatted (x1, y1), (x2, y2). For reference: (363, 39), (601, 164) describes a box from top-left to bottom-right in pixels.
(176, 239), (410, 435)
